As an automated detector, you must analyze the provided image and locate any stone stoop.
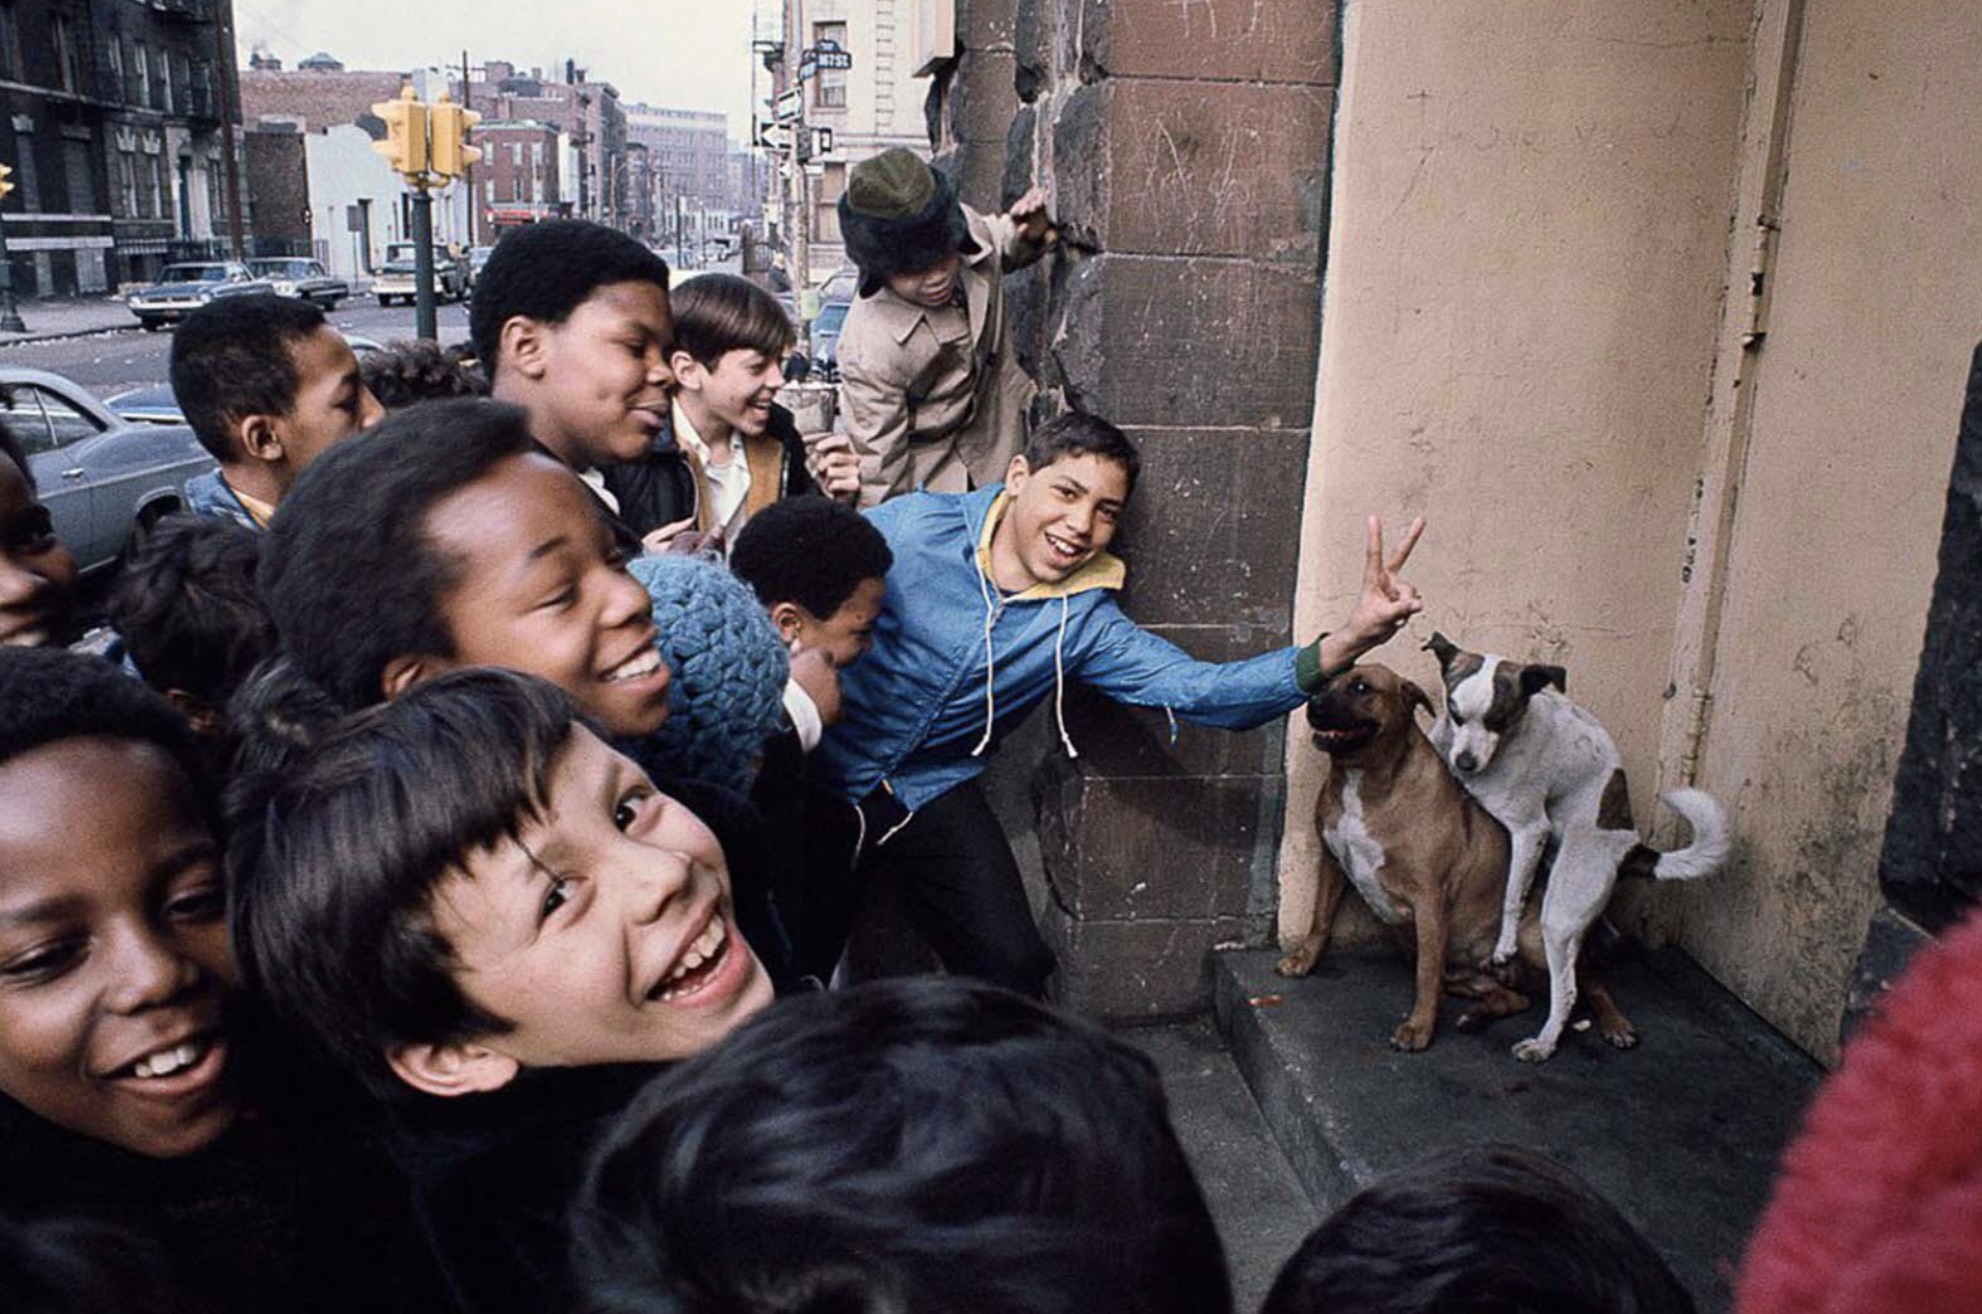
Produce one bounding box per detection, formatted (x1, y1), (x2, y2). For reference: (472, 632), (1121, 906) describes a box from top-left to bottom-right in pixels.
(1210, 948), (1825, 1312)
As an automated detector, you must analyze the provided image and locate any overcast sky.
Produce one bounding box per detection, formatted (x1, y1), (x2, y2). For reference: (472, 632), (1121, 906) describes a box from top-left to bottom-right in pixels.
(233, 1), (770, 141)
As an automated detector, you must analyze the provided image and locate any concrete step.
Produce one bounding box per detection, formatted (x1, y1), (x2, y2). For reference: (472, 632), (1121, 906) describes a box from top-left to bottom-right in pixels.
(1124, 1018), (1320, 1313)
(1211, 947), (1824, 1312)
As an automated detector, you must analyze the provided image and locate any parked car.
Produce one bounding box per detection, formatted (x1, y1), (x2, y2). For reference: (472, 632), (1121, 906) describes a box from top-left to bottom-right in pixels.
(126, 261), (275, 330)
(818, 266), (859, 302)
(247, 257), (349, 310)
(809, 299), (851, 379)
(104, 333), (388, 426)
(0, 366), (216, 574)
(467, 244), (497, 286)
(374, 243), (470, 306)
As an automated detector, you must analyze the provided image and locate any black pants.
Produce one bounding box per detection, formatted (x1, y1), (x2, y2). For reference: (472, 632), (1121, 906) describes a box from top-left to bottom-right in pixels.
(791, 779), (1056, 998)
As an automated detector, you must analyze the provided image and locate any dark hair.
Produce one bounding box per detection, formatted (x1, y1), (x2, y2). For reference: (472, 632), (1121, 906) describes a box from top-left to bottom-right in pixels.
(1262, 1143), (1696, 1314)
(259, 398), (539, 712)
(1022, 412), (1141, 493)
(227, 665), (586, 1097)
(0, 645), (205, 786)
(729, 496), (893, 620)
(0, 423), (36, 493)
(669, 274), (794, 366)
(360, 339), (489, 409)
(169, 294), (331, 462)
(107, 514), (274, 711)
(0, 1213), (177, 1314)
(470, 220), (671, 371)
(573, 977), (1231, 1314)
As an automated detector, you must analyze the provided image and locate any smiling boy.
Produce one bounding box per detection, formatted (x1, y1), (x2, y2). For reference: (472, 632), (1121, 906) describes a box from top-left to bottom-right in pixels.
(470, 220), (686, 543)
(230, 666), (774, 1313)
(173, 295), (383, 529)
(812, 412), (1426, 995)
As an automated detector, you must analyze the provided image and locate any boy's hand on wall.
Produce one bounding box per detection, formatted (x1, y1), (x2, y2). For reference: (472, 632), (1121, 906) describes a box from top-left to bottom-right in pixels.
(1322, 515), (1427, 673)
(1009, 186), (1055, 246)
(803, 432), (862, 503)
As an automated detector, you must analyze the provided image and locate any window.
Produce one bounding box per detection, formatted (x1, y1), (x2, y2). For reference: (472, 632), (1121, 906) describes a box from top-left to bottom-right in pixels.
(0, 384), (103, 458)
(0, 4), (18, 81)
(108, 38), (123, 95)
(133, 43), (150, 107)
(117, 152), (136, 215)
(50, 14), (81, 94)
(159, 50), (174, 113)
(813, 22), (848, 111)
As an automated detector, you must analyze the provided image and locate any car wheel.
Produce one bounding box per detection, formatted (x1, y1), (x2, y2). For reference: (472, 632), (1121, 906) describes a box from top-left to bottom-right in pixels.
(319, 297), (339, 311)
(138, 318), (163, 332)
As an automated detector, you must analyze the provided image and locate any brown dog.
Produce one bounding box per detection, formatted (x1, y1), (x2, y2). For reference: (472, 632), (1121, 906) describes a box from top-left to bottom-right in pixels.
(1278, 663), (1542, 1051)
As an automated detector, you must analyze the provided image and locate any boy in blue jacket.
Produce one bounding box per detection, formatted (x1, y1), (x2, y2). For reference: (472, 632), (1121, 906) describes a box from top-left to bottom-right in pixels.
(812, 412), (1425, 995)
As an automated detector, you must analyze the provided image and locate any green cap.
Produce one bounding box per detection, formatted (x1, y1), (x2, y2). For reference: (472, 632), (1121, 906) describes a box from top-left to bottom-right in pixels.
(844, 148), (939, 220)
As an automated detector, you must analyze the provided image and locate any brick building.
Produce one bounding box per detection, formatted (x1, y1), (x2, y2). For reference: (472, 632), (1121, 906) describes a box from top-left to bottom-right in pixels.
(463, 60), (628, 239)
(474, 119), (563, 234)
(0, 0), (243, 294)
(624, 103), (734, 257)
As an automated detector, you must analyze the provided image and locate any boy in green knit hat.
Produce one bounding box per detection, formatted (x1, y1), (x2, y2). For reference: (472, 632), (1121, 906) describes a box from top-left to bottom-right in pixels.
(834, 148), (1053, 507)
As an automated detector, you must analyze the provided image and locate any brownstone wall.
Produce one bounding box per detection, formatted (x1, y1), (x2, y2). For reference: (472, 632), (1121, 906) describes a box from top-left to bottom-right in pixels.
(243, 129), (310, 243)
(939, 0), (1338, 1017)
(241, 69), (408, 133)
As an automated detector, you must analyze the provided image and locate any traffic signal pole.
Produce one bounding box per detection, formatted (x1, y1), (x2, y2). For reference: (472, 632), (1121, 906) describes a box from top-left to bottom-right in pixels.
(411, 186), (437, 342)
(0, 162), (24, 334)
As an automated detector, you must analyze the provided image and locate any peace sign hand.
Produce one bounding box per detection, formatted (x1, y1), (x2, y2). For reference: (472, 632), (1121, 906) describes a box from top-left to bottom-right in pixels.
(1332, 515), (1426, 666)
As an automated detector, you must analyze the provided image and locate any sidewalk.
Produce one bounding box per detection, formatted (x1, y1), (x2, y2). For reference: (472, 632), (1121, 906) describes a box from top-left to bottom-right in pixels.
(0, 295), (140, 346)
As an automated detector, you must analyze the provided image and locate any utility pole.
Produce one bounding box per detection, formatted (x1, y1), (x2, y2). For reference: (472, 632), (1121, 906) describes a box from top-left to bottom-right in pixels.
(461, 50), (477, 246)
(0, 162), (24, 333)
(784, 0), (810, 331)
(212, 4), (246, 258)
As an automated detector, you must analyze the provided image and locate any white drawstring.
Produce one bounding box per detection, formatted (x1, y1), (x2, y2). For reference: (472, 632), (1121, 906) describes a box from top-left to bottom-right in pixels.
(970, 547), (999, 756)
(1053, 594), (1079, 758)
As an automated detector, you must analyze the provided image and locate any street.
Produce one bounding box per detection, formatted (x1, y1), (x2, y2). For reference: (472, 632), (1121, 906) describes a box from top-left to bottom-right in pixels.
(0, 300), (473, 399)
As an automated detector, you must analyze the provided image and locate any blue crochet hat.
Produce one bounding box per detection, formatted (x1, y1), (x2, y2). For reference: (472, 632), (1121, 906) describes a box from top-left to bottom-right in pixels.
(627, 554), (789, 794)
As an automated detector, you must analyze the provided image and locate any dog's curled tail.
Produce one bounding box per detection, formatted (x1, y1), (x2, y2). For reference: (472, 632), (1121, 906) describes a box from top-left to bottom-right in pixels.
(1633, 787), (1729, 883)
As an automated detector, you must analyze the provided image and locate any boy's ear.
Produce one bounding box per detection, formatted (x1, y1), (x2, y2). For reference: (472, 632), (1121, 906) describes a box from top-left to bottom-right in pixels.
(386, 1040), (520, 1099)
(1003, 453), (1032, 490)
(238, 413), (284, 465)
(498, 315), (552, 381)
(768, 601), (807, 645)
(669, 349), (704, 388)
(381, 653), (442, 700)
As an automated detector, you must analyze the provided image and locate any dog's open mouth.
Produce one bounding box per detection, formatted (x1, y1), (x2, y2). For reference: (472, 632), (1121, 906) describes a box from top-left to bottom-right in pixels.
(1310, 726), (1376, 752)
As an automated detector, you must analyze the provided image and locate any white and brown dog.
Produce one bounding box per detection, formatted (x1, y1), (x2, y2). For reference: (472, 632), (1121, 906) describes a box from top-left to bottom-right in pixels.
(1424, 632), (1729, 1062)
(1278, 664), (1591, 1052)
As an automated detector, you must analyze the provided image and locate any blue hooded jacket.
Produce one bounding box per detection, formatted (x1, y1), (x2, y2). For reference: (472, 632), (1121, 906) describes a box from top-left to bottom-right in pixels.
(814, 485), (1311, 813)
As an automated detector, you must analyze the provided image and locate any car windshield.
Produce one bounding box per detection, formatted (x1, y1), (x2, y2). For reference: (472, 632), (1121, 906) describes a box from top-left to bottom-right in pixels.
(251, 260), (315, 277)
(160, 264), (228, 283)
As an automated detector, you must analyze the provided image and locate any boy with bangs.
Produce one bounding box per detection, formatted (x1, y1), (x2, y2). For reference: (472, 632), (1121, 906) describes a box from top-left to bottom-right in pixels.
(0, 647), (416, 1313)
(173, 294), (384, 528)
(664, 272), (858, 547)
(229, 665), (776, 1314)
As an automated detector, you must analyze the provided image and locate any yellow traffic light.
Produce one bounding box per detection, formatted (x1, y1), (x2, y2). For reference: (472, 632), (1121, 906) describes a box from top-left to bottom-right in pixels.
(0, 162), (13, 204)
(370, 85), (428, 178)
(428, 94), (483, 180)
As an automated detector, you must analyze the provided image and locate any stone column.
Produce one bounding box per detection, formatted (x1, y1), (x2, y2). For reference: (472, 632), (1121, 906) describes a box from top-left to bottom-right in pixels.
(942, 0), (1339, 1017)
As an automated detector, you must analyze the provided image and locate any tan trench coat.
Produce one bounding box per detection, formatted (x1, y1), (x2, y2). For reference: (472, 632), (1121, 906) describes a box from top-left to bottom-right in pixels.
(835, 204), (1046, 507)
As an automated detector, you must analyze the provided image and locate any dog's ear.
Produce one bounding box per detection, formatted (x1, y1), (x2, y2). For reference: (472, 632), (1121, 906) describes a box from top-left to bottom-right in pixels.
(1423, 631), (1459, 669)
(1401, 678), (1434, 718)
(1519, 663), (1568, 698)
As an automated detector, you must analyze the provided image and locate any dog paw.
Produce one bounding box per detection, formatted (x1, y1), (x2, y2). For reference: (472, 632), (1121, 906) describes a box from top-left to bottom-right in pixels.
(1276, 949), (1318, 978)
(1601, 1021), (1639, 1050)
(1490, 941), (1517, 967)
(1512, 1038), (1556, 1064)
(1391, 1019), (1435, 1052)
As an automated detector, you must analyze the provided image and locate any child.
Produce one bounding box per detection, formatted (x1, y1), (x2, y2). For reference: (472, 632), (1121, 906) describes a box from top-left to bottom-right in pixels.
(105, 514), (274, 743)
(468, 219), (690, 545)
(172, 294), (383, 528)
(1262, 1143), (1695, 1314)
(259, 396), (789, 978)
(835, 148), (1053, 507)
(665, 272), (833, 545)
(0, 429), (77, 647)
(573, 976), (1232, 1314)
(812, 412), (1425, 996)
(731, 495), (895, 979)
(0, 646), (417, 1313)
(229, 665), (776, 1313)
